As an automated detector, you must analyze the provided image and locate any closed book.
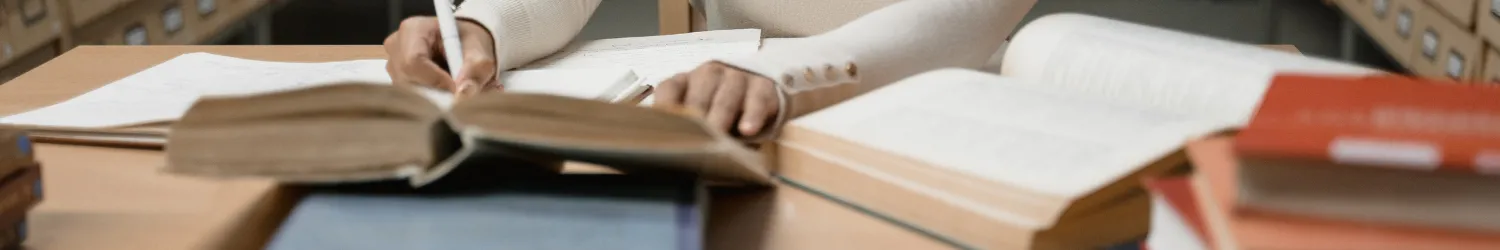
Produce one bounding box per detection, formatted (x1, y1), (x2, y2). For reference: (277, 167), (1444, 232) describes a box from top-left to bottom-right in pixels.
(1237, 74), (1500, 173)
(266, 175), (706, 250)
(1189, 137), (1500, 250)
(1234, 74), (1500, 232)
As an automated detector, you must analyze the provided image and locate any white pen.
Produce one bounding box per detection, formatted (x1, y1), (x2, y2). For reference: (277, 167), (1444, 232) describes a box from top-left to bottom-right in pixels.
(433, 0), (465, 82)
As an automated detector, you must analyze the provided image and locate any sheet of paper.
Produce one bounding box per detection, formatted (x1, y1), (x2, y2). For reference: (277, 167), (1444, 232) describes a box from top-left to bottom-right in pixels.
(791, 69), (1225, 198)
(0, 53), (410, 128)
(521, 29), (762, 87)
(501, 67), (641, 101)
(1001, 14), (1380, 126)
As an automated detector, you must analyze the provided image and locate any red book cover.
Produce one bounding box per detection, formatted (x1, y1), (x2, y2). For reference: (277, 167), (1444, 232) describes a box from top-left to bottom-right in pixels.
(1236, 74), (1500, 174)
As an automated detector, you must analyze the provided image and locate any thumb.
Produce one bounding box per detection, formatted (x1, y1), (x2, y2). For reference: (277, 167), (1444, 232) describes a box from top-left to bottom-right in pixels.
(455, 51), (497, 96)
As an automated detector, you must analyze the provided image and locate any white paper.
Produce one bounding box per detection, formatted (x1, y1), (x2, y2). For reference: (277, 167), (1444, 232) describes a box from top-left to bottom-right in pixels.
(1002, 14), (1380, 126)
(0, 53), (399, 128)
(521, 29), (762, 87)
(792, 69), (1224, 198)
(1146, 194), (1209, 250)
(500, 67), (640, 101)
(0, 53), (653, 129)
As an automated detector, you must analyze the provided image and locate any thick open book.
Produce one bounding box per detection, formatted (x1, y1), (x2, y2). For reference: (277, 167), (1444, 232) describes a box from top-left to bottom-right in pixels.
(163, 84), (771, 187)
(773, 13), (1381, 249)
(0, 29), (763, 147)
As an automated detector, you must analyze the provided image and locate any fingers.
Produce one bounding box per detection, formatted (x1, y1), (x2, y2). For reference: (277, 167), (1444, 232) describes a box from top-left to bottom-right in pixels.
(655, 62), (780, 137)
(685, 64), (724, 113)
(706, 71), (747, 132)
(455, 49), (497, 96)
(385, 17), (458, 92)
(738, 77), (778, 136)
(455, 20), (500, 95)
(404, 58), (459, 91)
(654, 73), (689, 107)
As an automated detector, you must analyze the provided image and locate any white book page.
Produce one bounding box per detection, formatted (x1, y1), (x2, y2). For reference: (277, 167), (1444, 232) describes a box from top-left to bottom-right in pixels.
(1001, 14), (1381, 126)
(0, 53), (412, 128)
(791, 69), (1225, 198)
(1147, 194), (1209, 250)
(521, 29), (762, 88)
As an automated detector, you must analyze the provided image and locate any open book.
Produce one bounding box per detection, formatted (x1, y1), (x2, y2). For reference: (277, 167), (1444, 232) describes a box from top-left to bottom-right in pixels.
(773, 13), (1381, 249)
(163, 84), (770, 187)
(0, 29), (763, 147)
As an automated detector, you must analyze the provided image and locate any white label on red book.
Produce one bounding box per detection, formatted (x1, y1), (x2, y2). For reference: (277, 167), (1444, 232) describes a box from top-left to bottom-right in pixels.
(1476, 151), (1500, 175)
(1329, 137), (1441, 170)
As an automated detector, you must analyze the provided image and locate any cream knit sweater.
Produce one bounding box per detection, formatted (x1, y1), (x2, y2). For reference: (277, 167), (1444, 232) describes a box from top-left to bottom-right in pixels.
(455, 0), (1037, 138)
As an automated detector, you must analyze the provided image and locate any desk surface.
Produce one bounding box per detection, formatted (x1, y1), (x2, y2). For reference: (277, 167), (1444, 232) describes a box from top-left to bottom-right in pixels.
(0, 46), (950, 250)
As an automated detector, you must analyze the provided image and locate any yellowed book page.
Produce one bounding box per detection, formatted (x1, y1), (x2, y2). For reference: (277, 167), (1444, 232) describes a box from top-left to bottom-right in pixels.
(1002, 14), (1380, 126)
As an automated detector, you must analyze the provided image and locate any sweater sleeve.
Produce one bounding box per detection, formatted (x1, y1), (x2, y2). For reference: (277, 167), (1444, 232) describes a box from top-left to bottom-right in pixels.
(455, 0), (602, 71)
(714, 0), (1036, 141)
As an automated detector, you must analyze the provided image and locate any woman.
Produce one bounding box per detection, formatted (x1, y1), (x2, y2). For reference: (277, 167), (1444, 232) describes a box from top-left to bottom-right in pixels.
(384, 0), (1036, 140)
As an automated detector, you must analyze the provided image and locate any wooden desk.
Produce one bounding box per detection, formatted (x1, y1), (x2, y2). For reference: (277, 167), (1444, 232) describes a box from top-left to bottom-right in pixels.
(0, 46), (950, 250)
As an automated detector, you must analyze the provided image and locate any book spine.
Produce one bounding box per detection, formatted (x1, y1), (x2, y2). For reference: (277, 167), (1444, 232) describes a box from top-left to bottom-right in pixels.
(1241, 74), (1500, 174)
(1235, 128), (1498, 174)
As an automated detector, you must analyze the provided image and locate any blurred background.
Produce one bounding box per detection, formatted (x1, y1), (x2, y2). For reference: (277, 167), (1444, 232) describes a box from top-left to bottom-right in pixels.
(0, 0), (1426, 83)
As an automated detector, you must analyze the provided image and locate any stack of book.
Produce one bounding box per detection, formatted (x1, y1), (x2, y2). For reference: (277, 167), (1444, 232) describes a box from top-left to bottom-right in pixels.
(0, 130), (43, 249)
(1146, 74), (1500, 249)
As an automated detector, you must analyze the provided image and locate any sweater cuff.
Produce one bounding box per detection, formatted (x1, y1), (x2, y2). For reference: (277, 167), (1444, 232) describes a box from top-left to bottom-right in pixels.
(713, 46), (860, 142)
(454, 1), (510, 74)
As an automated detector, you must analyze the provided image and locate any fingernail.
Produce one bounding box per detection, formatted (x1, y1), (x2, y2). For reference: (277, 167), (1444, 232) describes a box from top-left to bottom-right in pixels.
(739, 122), (758, 134)
(458, 81), (479, 95)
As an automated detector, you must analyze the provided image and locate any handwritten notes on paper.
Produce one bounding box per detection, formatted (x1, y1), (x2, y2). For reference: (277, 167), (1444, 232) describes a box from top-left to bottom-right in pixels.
(0, 53), (399, 128)
(522, 29), (762, 87)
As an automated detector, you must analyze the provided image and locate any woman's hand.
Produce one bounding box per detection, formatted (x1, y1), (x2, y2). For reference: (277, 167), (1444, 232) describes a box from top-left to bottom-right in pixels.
(383, 16), (499, 96)
(655, 62), (781, 138)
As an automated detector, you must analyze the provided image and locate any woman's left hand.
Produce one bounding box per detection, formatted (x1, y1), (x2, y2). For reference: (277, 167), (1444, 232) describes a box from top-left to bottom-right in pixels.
(654, 62), (780, 138)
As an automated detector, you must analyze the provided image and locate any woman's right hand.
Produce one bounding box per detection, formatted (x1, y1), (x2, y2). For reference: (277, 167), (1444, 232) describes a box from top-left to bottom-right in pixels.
(383, 16), (500, 96)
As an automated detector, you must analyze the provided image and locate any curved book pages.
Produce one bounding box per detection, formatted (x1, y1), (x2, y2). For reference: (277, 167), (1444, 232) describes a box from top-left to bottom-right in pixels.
(775, 13), (1380, 250)
(163, 83), (770, 187)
